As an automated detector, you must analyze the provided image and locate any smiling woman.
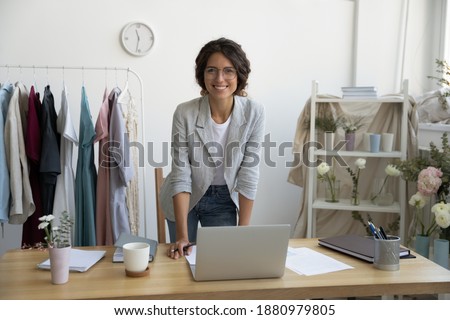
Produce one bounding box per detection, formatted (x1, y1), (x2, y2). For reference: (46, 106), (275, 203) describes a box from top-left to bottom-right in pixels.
(159, 38), (266, 259)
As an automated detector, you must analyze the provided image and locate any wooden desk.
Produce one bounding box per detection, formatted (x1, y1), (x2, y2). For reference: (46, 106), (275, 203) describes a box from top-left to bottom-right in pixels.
(1, 239), (449, 300)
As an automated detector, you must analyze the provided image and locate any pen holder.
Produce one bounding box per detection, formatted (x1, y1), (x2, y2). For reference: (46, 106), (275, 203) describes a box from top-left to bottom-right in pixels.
(373, 236), (400, 271)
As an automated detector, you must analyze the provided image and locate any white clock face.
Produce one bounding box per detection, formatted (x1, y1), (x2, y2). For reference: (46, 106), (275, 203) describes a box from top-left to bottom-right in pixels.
(121, 22), (154, 56)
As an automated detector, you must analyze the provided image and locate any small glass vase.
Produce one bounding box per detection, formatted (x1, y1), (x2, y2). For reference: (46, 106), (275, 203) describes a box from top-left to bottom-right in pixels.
(350, 192), (360, 205)
(325, 180), (340, 203)
(370, 178), (394, 206)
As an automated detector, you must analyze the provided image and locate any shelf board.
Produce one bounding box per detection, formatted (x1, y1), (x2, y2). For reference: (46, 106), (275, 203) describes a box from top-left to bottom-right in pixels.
(315, 97), (404, 103)
(313, 150), (402, 158)
(312, 199), (401, 213)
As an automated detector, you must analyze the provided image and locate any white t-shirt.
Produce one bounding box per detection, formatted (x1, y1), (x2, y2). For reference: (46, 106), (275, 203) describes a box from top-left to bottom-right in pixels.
(210, 116), (231, 185)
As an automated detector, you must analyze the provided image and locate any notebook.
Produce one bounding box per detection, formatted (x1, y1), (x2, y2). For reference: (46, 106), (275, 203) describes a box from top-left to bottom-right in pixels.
(37, 249), (106, 272)
(318, 234), (412, 262)
(113, 233), (158, 263)
(186, 224), (291, 281)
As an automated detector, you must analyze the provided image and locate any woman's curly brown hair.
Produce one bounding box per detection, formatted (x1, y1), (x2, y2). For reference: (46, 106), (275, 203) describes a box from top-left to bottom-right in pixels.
(195, 38), (251, 97)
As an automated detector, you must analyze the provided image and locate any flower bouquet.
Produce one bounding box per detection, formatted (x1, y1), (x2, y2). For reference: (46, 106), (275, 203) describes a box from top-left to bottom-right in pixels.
(338, 115), (365, 151)
(339, 115), (365, 134)
(38, 212), (73, 284)
(38, 211), (73, 248)
(370, 164), (401, 206)
(346, 158), (366, 205)
(395, 132), (450, 242)
(317, 161), (339, 202)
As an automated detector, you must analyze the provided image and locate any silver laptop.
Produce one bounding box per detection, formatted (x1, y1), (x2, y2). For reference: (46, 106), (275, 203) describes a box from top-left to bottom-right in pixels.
(186, 224), (290, 281)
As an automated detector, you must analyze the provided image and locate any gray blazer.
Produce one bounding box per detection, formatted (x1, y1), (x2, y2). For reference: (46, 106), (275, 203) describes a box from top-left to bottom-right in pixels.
(160, 95), (265, 221)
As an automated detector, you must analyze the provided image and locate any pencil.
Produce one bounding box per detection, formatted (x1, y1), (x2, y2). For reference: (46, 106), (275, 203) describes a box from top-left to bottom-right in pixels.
(173, 242), (195, 253)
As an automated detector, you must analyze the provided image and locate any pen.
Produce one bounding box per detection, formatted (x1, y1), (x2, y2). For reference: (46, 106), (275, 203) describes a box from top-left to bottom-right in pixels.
(379, 226), (388, 240)
(173, 242), (195, 253)
(368, 221), (381, 239)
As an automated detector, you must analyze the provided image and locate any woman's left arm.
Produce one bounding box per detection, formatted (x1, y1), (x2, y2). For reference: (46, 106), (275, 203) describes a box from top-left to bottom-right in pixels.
(238, 193), (254, 225)
(235, 102), (266, 200)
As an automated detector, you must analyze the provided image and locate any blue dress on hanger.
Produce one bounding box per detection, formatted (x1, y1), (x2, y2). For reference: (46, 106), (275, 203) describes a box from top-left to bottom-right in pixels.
(75, 86), (97, 246)
(0, 82), (13, 223)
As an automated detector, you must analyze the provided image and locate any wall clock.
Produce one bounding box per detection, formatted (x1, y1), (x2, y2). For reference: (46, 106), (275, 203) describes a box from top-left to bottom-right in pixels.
(121, 22), (155, 56)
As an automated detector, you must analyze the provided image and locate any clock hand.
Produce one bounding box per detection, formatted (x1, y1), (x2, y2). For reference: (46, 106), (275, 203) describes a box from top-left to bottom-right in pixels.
(135, 29), (141, 52)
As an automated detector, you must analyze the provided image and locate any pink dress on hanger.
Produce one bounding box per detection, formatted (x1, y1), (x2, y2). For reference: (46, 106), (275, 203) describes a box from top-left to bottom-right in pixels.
(95, 88), (113, 245)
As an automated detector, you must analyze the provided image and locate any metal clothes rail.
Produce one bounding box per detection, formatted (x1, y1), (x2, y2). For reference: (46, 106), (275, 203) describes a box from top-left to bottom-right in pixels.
(0, 64), (149, 238)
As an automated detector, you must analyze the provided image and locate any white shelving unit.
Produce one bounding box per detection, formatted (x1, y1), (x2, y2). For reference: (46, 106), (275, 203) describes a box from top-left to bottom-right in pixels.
(306, 80), (409, 242)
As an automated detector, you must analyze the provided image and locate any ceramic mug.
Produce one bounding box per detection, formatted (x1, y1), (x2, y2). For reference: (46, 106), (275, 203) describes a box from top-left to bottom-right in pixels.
(123, 242), (150, 272)
(381, 133), (394, 152)
(362, 132), (372, 152)
(370, 134), (381, 153)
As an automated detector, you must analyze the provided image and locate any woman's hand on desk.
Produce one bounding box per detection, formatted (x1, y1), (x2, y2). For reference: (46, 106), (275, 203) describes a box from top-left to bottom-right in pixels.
(167, 239), (193, 260)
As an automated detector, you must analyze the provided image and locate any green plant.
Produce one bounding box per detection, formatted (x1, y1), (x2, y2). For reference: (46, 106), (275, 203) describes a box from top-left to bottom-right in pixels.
(427, 59), (450, 110)
(395, 132), (450, 201)
(395, 132), (450, 241)
(315, 115), (342, 132)
(339, 115), (365, 133)
(352, 211), (399, 236)
(38, 211), (73, 248)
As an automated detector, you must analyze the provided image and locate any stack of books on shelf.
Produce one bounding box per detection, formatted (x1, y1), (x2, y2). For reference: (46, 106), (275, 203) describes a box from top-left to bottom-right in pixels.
(341, 86), (377, 99)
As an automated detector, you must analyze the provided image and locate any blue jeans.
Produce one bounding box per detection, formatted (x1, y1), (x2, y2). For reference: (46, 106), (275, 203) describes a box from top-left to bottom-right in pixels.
(167, 185), (237, 243)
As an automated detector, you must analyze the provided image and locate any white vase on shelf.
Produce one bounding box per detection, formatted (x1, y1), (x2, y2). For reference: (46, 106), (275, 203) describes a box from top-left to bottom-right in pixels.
(324, 131), (335, 151)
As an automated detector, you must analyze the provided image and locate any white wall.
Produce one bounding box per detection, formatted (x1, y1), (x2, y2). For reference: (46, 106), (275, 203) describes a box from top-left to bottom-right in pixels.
(0, 0), (445, 256)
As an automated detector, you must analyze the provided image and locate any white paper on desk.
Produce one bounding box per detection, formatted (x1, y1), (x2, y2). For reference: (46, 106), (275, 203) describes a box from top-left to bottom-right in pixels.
(184, 245), (197, 266)
(286, 247), (353, 276)
(37, 248), (106, 272)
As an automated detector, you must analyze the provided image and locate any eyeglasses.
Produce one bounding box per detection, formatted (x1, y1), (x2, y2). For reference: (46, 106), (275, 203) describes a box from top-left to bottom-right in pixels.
(204, 67), (237, 80)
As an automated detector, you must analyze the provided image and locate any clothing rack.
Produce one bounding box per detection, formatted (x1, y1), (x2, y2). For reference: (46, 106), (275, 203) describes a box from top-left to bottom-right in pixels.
(0, 64), (149, 238)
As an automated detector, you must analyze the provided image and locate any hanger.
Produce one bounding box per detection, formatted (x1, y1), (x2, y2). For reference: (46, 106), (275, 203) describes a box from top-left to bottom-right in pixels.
(82, 66), (85, 87)
(46, 65), (49, 87)
(33, 65), (38, 91)
(104, 67), (108, 90)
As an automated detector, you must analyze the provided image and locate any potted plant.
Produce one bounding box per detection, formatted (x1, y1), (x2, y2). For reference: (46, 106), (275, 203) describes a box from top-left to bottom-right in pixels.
(38, 211), (73, 284)
(428, 59), (450, 110)
(339, 115), (365, 151)
(314, 114), (342, 150)
(395, 132), (450, 258)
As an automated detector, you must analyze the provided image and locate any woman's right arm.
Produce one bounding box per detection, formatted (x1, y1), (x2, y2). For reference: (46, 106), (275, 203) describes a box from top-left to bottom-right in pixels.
(168, 105), (193, 259)
(172, 192), (191, 253)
